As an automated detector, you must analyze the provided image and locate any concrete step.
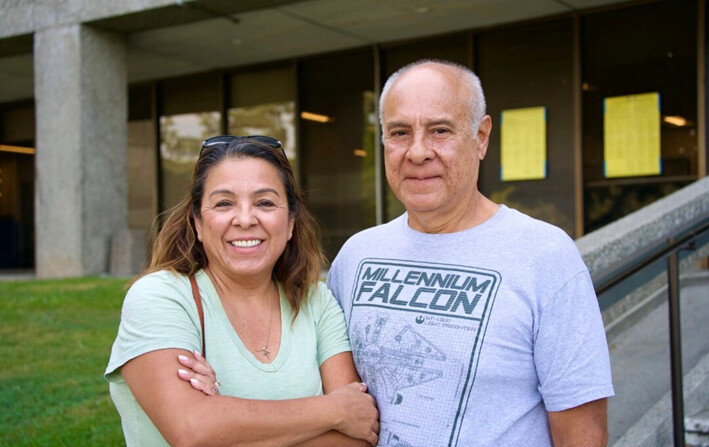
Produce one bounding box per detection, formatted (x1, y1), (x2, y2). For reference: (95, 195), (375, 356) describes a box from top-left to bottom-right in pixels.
(686, 409), (709, 447)
(608, 270), (709, 447)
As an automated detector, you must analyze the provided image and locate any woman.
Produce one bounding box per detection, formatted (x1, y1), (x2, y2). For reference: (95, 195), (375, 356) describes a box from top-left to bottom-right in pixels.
(105, 135), (379, 447)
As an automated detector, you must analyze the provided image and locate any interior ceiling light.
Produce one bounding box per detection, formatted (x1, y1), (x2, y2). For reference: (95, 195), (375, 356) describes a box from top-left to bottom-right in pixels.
(353, 149), (367, 157)
(0, 145), (35, 155)
(663, 116), (688, 127)
(301, 111), (332, 123)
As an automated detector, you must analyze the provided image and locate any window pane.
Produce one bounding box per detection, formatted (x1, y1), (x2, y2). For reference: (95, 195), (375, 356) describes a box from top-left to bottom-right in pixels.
(128, 119), (157, 230)
(299, 49), (375, 261)
(476, 19), (576, 236)
(229, 66), (297, 179)
(228, 102), (297, 173)
(159, 112), (220, 209)
(159, 72), (221, 211)
(581, 0), (698, 232)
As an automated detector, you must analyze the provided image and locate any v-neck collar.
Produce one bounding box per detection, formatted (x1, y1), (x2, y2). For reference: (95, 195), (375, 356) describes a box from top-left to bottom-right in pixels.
(196, 270), (292, 372)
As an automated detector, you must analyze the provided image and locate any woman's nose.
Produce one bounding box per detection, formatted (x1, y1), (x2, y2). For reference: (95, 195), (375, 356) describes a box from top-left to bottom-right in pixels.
(232, 206), (257, 228)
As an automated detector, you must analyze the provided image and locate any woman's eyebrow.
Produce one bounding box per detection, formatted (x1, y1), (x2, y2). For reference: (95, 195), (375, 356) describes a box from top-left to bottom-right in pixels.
(253, 188), (281, 197)
(207, 187), (281, 198)
(207, 189), (234, 198)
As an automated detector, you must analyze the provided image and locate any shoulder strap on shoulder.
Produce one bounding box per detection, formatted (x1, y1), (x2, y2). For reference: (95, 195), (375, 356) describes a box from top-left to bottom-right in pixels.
(189, 275), (205, 357)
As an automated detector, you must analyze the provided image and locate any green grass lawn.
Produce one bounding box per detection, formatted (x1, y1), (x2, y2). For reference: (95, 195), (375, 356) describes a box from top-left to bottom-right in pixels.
(0, 276), (129, 446)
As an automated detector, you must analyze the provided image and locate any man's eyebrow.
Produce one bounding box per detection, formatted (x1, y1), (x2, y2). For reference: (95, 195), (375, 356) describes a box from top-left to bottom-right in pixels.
(384, 119), (456, 129)
(425, 119), (456, 127)
(384, 121), (410, 129)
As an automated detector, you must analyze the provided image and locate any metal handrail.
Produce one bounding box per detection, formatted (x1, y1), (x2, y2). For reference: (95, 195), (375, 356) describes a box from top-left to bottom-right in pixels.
(592, 215), (709, 295)
(591, 213), (709, 447)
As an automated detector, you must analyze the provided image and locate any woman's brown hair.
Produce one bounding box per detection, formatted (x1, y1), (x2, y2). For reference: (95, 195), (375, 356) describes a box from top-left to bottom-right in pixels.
(142, 137), (326, 318)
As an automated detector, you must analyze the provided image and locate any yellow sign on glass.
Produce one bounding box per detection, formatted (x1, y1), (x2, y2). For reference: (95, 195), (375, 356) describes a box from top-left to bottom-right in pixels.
(500, 106), (547, 181)
(603, 92), (661, 178)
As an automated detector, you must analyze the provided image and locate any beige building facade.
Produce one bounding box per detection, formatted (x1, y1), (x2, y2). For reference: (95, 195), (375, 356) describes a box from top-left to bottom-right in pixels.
(0, 0), (705, 277)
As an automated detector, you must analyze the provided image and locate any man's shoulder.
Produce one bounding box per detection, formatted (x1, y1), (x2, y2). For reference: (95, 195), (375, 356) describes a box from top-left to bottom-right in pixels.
(486, 206), (582, 267)
(330, 217), (404, 277)
(342, 215), (404, 246)
(500, 206), (573, 242)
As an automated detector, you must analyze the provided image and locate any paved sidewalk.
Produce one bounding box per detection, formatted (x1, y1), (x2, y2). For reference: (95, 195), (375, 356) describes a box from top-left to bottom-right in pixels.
(607, 271), (709, 445)
(0, 269), (34, 281)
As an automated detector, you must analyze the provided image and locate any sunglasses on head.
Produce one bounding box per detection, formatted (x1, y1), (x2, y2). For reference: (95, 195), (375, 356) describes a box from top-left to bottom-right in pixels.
(200, 135), (285, 157)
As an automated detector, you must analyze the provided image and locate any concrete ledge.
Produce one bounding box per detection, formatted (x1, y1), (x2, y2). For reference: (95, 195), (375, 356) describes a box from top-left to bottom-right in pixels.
(611, 352), (709, 447)
(577, 177), (709, 275)
(576, 177), (709, 328)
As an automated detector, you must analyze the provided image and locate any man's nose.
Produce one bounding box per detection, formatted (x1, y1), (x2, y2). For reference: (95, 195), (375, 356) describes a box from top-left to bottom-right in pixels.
(406, 133), (435, 164)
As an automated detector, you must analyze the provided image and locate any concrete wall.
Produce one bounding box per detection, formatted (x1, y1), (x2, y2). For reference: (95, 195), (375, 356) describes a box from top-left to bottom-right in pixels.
(34, 24), (127, 278)
(0, 0), (178, 38)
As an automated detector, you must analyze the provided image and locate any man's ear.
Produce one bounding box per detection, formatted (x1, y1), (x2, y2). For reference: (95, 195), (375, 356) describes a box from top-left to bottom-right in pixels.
(476, 115), (493, 160)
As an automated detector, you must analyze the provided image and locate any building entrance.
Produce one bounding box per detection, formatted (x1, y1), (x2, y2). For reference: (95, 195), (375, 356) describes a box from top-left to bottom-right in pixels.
(0, 145), (34, 269)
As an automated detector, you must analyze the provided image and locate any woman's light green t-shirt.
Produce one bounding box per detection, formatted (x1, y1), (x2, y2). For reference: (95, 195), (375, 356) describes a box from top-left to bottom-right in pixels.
(105, 269), (351, 447)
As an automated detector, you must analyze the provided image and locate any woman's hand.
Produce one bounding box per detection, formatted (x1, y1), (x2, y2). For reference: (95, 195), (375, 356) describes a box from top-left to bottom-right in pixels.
(177, 351), (380, 445)
(177, 351), (221, 396)
(328, 382), (380, 446)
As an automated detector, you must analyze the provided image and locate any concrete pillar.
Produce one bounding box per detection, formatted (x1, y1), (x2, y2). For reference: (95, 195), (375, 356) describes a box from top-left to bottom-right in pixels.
(34, 24), (127, 278)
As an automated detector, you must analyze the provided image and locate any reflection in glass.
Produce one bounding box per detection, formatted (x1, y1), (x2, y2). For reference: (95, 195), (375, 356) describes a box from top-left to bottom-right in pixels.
(228, 101), (296, 175)
(298, 49), (375, 261)
(160, 112), (220, 209)
(359, 91), (377, 227)
(128, 120), (156, 230)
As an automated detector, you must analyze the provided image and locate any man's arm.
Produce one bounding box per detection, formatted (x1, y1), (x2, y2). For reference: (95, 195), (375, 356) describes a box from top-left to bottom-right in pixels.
(293, 352), (379, 447)
(548, 398), (608, 447)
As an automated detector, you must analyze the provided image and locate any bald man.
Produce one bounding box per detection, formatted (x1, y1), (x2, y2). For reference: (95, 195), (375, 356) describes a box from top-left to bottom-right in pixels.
(328, 59), (613, 447)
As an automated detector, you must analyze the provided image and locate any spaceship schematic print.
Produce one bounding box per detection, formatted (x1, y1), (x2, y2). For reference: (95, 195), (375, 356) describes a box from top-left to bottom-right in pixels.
(351, 313), (449, 405)
(346, 259), (501, 446)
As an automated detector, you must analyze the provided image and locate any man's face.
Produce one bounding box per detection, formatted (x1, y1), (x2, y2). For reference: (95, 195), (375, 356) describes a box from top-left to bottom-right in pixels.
(381, 64), (491, 231)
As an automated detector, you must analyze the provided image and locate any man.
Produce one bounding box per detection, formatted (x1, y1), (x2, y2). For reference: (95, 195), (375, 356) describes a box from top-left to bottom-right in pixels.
(327, 59), (614, 446)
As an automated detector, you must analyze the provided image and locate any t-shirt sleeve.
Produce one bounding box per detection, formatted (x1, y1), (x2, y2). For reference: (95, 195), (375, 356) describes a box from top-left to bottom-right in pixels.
(105, 272), (202, 381)
(534, 270), (615, 412)
(326, 256), (344, 308)
(311, 282), (352, 366)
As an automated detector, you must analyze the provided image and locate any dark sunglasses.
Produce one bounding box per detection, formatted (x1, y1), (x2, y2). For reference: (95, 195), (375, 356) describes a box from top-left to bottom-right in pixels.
(200, 135), (285, 157)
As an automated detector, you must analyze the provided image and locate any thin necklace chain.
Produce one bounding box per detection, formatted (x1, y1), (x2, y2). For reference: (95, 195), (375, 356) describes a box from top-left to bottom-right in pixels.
(218, 279), (278, 360)
(257, 287), (276, 359)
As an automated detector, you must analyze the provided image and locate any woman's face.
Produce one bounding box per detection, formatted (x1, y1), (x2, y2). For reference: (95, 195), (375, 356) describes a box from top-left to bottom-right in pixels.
(194, 157), (294, 283)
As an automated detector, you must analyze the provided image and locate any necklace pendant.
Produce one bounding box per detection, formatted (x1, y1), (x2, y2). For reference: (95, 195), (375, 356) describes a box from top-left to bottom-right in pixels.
(259, 346), (271, 359)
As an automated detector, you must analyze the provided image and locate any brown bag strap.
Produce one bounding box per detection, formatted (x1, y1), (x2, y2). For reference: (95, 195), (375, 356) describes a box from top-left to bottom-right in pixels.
(189, 275), (205, 357)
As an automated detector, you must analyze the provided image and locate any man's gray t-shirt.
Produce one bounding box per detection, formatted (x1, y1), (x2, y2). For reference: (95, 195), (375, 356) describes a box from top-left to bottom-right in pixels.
(327, 205), (614, 446)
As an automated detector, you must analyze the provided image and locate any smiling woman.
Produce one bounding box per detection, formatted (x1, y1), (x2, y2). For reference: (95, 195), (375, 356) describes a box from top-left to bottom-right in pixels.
(194, 157), (294, 287)
(104, 135), (380, 447)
